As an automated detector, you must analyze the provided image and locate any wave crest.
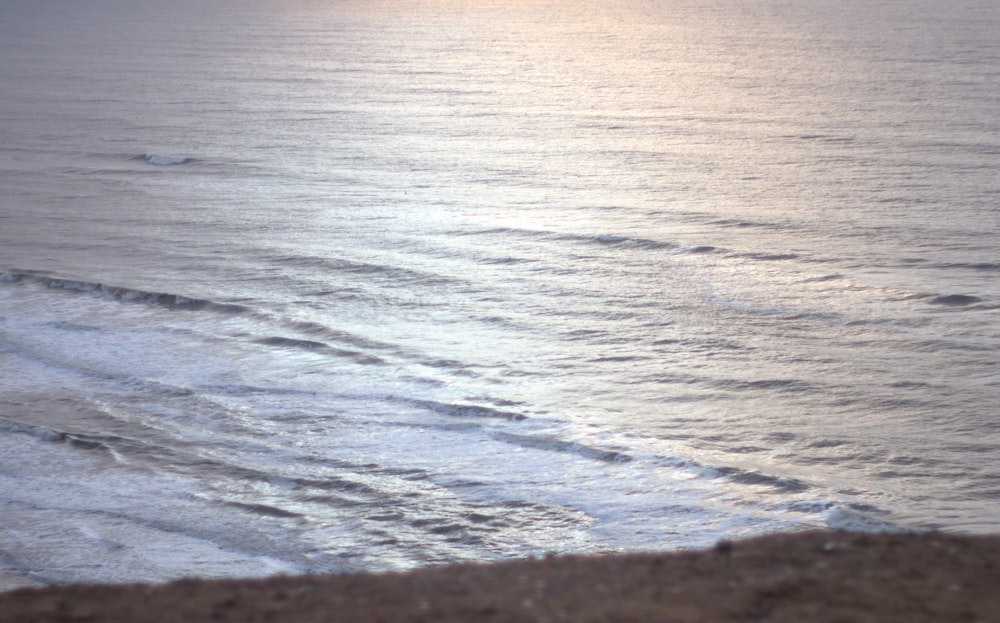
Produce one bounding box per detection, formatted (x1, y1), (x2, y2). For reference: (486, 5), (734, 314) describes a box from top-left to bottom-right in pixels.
(0, 270), (248, 314)
(143, 154), (191, 166)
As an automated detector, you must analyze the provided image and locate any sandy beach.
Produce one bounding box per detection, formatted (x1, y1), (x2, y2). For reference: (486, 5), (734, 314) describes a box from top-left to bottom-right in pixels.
(2, 530), (998, 622)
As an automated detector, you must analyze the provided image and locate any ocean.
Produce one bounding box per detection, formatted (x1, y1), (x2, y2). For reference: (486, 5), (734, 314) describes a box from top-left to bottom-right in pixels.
(2, 0), (999, 587)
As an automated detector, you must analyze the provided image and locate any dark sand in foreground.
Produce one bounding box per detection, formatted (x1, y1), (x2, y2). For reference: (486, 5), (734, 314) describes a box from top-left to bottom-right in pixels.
(2, 531), (999, 622)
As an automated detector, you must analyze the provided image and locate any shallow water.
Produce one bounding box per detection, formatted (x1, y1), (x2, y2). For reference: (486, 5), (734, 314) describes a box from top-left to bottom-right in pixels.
(1, 0), (999, 587)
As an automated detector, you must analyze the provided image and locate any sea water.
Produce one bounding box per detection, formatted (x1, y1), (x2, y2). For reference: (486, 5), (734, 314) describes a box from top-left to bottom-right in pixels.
(1, 0), (999, 588)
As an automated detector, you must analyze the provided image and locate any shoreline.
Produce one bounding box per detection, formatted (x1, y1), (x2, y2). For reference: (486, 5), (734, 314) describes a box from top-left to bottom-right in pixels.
(2, 530), (999, 622)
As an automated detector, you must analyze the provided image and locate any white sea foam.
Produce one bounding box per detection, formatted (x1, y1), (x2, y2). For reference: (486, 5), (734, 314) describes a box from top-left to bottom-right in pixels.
(0, 434), (302, 586)
(825, 507), (914, 534)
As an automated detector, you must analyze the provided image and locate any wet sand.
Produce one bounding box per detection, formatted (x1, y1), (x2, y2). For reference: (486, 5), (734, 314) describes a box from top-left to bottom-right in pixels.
(2, 530), (999, 622)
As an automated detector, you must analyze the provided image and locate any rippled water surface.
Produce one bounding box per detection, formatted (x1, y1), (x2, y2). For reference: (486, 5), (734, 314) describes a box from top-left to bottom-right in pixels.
(1, 0), (999, 587)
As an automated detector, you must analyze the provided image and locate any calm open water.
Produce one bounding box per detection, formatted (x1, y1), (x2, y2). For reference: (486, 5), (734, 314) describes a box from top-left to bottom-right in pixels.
(1, 0), (999, 587)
